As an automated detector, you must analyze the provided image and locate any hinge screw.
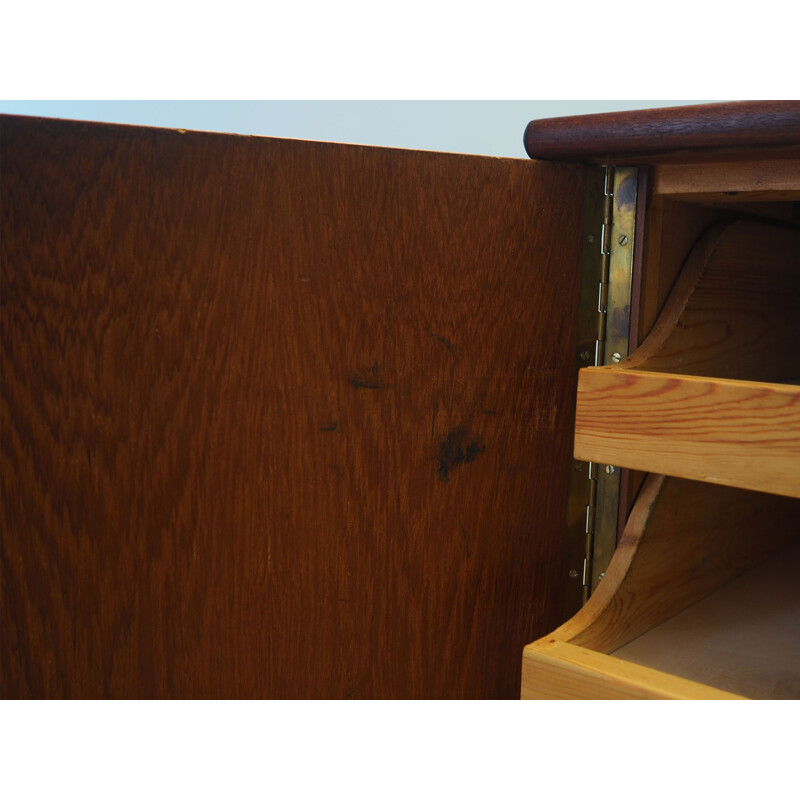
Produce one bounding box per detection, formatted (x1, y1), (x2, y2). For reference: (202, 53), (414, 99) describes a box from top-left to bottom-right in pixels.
(611, 352), (622, 363)
(605, 465), (615, 475)
(580, 350), (591, 361)
(618, 234), (629, 246)
(586, 234), (595, 244)
(569, 569), (579, 579)
(598, 572), (606, 581)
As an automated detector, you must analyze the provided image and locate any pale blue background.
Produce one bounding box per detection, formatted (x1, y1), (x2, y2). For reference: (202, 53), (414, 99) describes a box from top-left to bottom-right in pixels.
(0, 101), (707, 158)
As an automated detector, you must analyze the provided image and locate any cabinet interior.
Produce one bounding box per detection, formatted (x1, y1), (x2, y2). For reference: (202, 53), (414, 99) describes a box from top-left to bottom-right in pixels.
(607, 164), (800, 697)
(612, 539), (800, 699)
(523, 160), (800, 699)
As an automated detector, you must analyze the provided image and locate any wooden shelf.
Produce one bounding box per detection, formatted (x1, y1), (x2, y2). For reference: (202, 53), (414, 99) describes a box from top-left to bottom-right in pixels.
(652, 158), (800, 202)
(521, 639), (740, 700)
(574, 367), (800, 499)
(521, 475), (800, 699)
(524, 147), (800, 701)
(524, 539), (800, 700)
(613, 541), (800, 699)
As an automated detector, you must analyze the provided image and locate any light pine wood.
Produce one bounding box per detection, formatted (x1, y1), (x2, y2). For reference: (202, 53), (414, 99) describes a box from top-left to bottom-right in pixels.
(521, 640), (742, 699)
(614, 541), (800, 700)
(521, 476), (799, 698)
(574, 369), (800, 498)
(626, 212), (800, 520)
(626, 220), (800, 382)
(625, 199), (732, 519)
(652, 159), (800, 201)
(551, 475), (800, 652)
(632, 197), (729, 354)
(523, 126), (800, 702)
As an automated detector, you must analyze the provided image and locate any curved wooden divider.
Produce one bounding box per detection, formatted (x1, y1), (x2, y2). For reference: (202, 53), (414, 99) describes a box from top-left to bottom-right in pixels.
(523, 217), (800, 698)
(574, 219), (800, 499)
(622, 219), (800, 382)
(522, 475), (799, 699)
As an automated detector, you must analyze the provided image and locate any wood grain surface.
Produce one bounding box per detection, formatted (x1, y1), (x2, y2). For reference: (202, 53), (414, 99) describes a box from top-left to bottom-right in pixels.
(522, 475), (799, 698)
(652, 158), (800, 201)
(521, 639), (741, 699)
(623, 219), (800, 382)
(524, 101), (800, 163)
(574, 369), (800, 498)
(633, 198), (733, 354)
(0, 115), (585, 698)
(614, 540), (800, 699)
(554, 475), (800, 653)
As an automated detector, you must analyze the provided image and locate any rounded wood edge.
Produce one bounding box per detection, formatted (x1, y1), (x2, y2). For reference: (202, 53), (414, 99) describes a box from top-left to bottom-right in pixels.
(539, 473), (667, 645)
(620, 219), (739, 371)
(524, 101), (800, 163)
(621, 217), (800, 377)
(521, 640), (744, 699)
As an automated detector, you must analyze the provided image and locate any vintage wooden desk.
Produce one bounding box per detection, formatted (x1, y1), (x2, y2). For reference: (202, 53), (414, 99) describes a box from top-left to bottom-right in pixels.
(2, 102), (799, 698)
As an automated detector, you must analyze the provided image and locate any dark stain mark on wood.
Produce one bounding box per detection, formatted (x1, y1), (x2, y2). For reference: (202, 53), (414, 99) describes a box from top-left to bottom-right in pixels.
(461, 526), (472, 559)
(320, 421), (339, 432)
(348, 376), (390, 389)
(437, 427), (486, 483)
(347, 361), (391, 390)
(428, 330), (457, 354)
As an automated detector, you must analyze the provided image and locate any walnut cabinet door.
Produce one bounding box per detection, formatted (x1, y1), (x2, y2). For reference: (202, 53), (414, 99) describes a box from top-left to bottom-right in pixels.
(1, 115), (585, 698)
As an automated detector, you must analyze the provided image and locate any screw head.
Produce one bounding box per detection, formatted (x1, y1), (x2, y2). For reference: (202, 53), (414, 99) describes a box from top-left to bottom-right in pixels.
(598, 572), (606, 581)
(618, 234), (629, 246)
(569, 569), (579, 579)
(586, 234), (595, 244)
(605, 464), (615, 475)
(611, 352), (622, 363)
(580, 350), (591, 361)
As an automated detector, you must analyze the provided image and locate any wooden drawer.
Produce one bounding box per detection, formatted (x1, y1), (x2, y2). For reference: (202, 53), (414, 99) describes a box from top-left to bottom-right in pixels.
(523, 477), (800, 699)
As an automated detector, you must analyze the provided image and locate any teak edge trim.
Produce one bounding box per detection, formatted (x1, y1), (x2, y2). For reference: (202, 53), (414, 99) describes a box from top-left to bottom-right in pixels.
(524, 101), (800, 163)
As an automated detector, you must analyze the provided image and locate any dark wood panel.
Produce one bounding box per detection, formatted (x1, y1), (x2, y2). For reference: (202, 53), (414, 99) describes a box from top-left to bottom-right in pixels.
(524, 101), (800, 164)
(1, 116), (585, 698)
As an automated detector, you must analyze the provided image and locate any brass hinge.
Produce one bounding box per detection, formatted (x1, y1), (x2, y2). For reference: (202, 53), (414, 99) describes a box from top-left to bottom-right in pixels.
(564, 165), (638, 613)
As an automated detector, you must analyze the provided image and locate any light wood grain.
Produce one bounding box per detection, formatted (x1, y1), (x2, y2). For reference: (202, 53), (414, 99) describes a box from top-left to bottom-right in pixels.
(574, 369), (800, 498)
(521, 640), (742, 699)
(626, 220), (800, 382)
(633, 199), (731, 352)
(626, 210), (800, 520)
(523, 141), (800, 701)
(521, 475), (799, 698)
(653, 159), (800, 200)
(614, 541), (800, 699)
(552, 475), (800, 652)
(1, 115), (586, 699)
